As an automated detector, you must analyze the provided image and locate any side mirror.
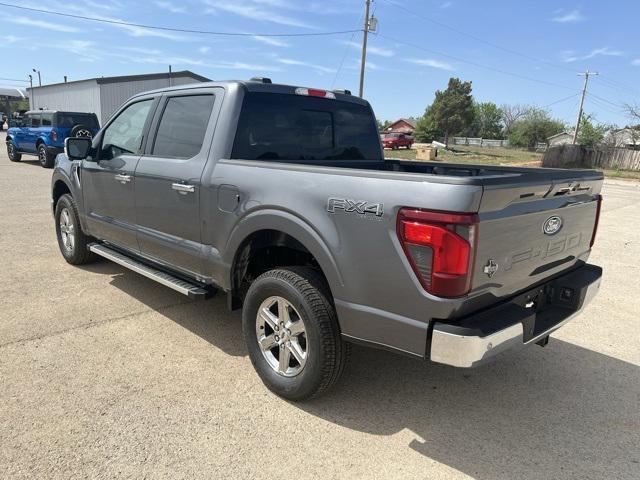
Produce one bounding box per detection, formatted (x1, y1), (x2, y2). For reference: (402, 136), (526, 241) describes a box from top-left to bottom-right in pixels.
(66, 137), (92, 160)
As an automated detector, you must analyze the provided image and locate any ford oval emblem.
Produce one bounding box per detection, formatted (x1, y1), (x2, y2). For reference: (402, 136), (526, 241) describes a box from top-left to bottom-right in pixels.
(543, 216), (563, 235)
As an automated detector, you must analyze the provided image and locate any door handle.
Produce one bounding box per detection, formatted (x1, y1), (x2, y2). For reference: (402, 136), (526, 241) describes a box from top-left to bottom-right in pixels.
(114, 174), (131, 184)
(172, 183), (195, 195)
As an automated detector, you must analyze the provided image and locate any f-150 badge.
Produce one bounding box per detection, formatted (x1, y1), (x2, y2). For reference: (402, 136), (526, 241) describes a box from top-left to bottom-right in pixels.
(327, 197), (384, 217)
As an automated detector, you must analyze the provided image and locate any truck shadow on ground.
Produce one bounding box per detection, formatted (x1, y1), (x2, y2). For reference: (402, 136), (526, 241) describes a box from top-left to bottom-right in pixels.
(83, 260), (639, 480)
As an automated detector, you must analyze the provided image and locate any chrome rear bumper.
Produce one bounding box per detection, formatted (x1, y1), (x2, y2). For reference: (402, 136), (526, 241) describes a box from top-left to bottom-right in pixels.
(429, 264), (602, 368)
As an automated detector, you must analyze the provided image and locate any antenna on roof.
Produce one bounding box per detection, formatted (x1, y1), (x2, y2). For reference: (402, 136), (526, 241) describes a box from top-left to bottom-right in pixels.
(168, 65), (173, 87)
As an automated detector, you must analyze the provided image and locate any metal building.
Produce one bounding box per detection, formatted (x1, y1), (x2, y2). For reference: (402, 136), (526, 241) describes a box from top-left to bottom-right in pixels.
(28, 71), (210, 125)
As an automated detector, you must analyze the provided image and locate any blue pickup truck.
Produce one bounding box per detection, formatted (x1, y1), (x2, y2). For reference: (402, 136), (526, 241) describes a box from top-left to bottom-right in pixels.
(6, 110), (99, 167)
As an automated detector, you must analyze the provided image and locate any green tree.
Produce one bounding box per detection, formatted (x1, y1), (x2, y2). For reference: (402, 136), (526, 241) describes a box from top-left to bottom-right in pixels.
(376, 118), (392, 132)
(577, 114), (608, 147)
(413, 106), (442, 142)
(508, 108), (565, 149)
(473, 102), (504, 139)
(429, 77), (475, 146)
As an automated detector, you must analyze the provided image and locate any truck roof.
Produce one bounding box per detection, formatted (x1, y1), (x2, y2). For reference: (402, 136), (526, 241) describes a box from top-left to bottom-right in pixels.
(131, 79), (369, 106)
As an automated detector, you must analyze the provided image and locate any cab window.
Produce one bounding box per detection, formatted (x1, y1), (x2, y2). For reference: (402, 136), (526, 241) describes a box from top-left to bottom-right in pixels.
(100, 100), (153, 160)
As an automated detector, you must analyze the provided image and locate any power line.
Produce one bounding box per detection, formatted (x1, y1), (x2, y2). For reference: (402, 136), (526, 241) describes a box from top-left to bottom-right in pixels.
(379, 0), (581, 76)
(540, 93), (581, 110)
(588, 92), (626, 110)
(0, 2), (361, 37)
(331, 13), (364, 89)
(0, 77), (28, 83)
(377, 33), (576, 91)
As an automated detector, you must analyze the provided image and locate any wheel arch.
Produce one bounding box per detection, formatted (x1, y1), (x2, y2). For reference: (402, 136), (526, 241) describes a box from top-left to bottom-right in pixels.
(226, 210), (344, 308)
(52, 179), (72, 211)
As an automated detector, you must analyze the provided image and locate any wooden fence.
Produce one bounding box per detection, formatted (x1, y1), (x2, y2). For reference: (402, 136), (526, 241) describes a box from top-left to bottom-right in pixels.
(543, 145), (640, 171)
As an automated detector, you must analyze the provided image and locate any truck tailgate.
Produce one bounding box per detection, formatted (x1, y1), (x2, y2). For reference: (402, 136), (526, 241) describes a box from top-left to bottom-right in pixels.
(471, 176), (602, 299)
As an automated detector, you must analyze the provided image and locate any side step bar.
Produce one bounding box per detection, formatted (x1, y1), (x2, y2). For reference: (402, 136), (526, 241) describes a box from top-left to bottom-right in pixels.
(89, 243), (212, 300)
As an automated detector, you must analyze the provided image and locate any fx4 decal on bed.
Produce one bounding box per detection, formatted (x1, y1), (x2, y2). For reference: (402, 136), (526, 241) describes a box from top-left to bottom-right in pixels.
(327, 197), (384, 217)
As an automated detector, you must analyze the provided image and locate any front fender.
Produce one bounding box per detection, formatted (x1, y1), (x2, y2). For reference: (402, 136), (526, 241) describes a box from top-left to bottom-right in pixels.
(51, 156), (87, 229)
(222, 208), (344, 296)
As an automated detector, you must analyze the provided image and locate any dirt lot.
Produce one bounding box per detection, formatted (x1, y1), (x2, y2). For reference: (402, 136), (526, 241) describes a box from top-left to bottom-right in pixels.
(1, 132), (639, 479)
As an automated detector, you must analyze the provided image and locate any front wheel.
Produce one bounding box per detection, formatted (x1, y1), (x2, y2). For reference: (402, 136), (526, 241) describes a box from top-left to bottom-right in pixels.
(38, 144), (55, 168)
(55, 194), (97, 265)
(242, 267), (348, 401)
(7, 142), (21, 162)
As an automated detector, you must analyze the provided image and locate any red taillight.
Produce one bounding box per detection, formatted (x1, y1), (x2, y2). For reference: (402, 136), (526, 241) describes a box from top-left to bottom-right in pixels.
(397, 208), (478, 298)
(51, 129), (58, 142)
(590, 195), (602, 247)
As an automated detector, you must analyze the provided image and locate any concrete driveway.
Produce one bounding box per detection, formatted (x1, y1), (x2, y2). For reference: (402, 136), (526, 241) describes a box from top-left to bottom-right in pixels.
(1, 132), (638, 479)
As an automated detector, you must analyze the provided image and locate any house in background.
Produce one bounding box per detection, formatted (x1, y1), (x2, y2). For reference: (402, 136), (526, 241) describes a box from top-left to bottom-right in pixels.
(385, 118), (417, 135)
(606, 127), (640, 149)
(547, 131), (575, 147)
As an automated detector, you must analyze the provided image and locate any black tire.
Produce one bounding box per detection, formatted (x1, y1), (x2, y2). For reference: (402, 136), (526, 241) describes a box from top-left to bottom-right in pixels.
(70, 124), (93, 138)
(242, 267), (348, 401)
(7, 141), (21, 162)
(54, 194), (97, 265)
(37, 143), (55, 168)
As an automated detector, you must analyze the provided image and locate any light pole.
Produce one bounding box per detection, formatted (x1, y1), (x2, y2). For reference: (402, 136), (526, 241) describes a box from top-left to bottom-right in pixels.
(32, 68), (41, 86)
(28, 74), (34, 110)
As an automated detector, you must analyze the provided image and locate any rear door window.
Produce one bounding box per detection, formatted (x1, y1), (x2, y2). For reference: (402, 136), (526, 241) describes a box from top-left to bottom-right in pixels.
(41, 113), (53, 127)
(151, 95), (215, 159)
(231, 92), (381, 161)
(29, 114), (41, 128)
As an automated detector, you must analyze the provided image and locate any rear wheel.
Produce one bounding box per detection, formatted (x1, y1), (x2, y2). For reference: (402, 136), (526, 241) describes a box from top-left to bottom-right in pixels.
(55, 194), (97, 265)
(242, 267), (348, 400)
(38, 144), (55, 168)
(7, 142), (21, 162)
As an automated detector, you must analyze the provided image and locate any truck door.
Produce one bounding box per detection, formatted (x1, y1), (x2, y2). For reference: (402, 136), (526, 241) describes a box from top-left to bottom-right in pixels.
(81, 97), (157, 252)
(134, 89), (219, 277)
(19, 113), (40, 152)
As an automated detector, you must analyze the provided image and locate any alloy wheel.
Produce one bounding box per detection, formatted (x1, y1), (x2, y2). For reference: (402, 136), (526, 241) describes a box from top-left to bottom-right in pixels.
(59, 207), (75, 252)
(255, 296), (308, 377)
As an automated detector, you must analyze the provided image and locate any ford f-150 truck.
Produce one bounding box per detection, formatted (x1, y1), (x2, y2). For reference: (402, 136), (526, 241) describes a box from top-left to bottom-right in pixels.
(52, 79), (603, 400)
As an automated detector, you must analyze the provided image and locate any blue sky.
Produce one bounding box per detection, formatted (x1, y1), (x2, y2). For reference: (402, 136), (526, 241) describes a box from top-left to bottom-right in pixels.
(1, 0), (638, 127)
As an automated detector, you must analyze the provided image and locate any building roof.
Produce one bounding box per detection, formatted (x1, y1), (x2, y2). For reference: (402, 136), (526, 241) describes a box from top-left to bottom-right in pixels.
(389, 117), (417, 128)
(27, 70), (211, 91)
(547, 131), (574, 140)
(0, 86), (28, 98)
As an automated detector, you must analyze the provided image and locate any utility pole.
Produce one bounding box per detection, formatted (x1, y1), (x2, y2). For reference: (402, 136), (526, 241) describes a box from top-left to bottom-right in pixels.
(358, 0), (372, 98)
(573, 70), (598, 144)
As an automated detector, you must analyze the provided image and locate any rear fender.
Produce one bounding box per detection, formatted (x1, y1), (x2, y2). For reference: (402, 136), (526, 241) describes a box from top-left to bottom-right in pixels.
(223, 208), (344, 297)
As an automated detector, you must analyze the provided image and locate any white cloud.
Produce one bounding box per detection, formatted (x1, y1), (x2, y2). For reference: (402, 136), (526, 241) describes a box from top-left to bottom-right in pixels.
(341, 40), (394, 57)
(276, 58), (333, 73)
(204, 0), (315, 28)
(154, 0), (187, 13)
(406, 58), (454, 71)
(253, 35), (290, 47)
(632, 59), (640, 66)
(198, 46), (211, 54)
(440, 1), (453, 8)
(551, 9), (585, 23)
(8, 16), (79, 32)
(561, 47), (624, 63)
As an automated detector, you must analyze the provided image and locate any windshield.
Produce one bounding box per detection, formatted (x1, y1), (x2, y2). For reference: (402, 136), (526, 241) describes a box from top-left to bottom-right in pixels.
(231, 92), (381, 161)
(55, 113), (99, 129)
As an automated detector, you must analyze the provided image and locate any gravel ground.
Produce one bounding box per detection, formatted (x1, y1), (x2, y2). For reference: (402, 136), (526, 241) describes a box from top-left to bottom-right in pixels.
(1, 132), (638, 479)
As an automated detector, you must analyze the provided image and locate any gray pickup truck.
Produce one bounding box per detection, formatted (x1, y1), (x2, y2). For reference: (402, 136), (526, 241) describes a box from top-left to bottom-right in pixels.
(52, 78), (603, 400)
